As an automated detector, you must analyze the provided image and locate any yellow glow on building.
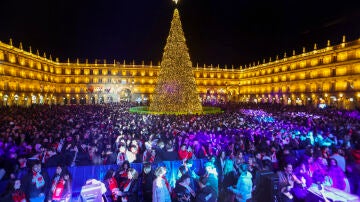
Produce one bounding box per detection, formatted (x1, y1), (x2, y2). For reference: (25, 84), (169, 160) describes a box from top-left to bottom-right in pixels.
(111, 69), (118, 75)
(322, 69), (331, 77)
(322, 83), (330, 91)
(0, 38), (359, 108)
(36, 62), (41, 70)
(290, 63), (296, 70)
(311, 59), (318, 66)
(336, 66), (347, 76)
(338, 52), (348, 61)
(310, 71), (318, 78)
(0, 51), (4, 60)
(290, 74), (296, 81)
(300, 61), (306, 68)
(356, 49), (360, 58)
(8, 53), (16, 63)
(19, 57), (25, 65)
(335, 81), (347, 91)
(323, 55), (331, 64)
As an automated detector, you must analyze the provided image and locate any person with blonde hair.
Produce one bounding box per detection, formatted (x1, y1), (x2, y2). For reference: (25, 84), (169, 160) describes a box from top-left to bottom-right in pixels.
(220, 159), (237, 202)
(118, 168), (139, 202)
(153, 166), (171, 202)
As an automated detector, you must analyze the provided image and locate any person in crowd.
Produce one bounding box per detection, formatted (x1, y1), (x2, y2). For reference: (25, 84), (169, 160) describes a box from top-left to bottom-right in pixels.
(233, 151), (245, 174)
(254, 152), (265, 171)
(47, 165), (72, 202)
(142, 142), (156, 163)
(309, 170), (331, 202)
(48, 168), (72, 202)
(281, 148), (298, 169)
(195, 175), (216, 202)
(327, 158), (347, 191)
(153, 166), (171, 202)
(192, 140), (208, 159)
(103, 168), (119, 202)
(0, 179), (27, 202)
(277, 163), (305, 202)
(330, 147), (346, 172)
(125, 145), (138, 163)
(102, 143), (117, 165)
(179, 159), (199, 190)
(177, 165), (187, 182)
(220, 159), (237, 202)
(214, 151), (226, 184)
(203, 162), (219, 201)
(115, 161), (130, 186)
(178, 144), (192, 161)
(21, 159), (50, 202)
(172, 173), (195, 202)
(348, 135), (360, 196)
(247, 157), (258, 183)
(311, 150), (329, 177)
(270, 147), (279, 170)
(116, 144), (127, 166)
(2, 102), (360, 198)
(162, 142), (179, 161)
(16, 155), (29, 180)
(118, 168), (139, 202)
(228, 164), (252, 202)
(293, 162), (311, 201)
(140, 163), (154, 202)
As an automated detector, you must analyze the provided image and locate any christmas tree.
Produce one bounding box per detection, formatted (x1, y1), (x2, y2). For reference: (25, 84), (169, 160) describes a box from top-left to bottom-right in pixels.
(149, 9), (202, 114)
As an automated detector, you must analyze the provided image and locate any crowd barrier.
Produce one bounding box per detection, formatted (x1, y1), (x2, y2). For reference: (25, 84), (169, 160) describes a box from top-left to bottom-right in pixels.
(0, 159), (208, 198)
(54, 158), (207, 195)
(0, 150), (309, 197)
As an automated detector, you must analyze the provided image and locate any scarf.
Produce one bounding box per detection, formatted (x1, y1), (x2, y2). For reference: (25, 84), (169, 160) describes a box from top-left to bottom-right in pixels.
(162, 176), (171, 192)
(143, 150), (155, 163)
(12, 189), (26, 202)
(51, 175), (61, 193)
(201, 146), (208, 157)
(108, 177), (119, 201)
(52, 178), (65, 201)
(120, 179), (132, 202)
(32, 171), (45, 189)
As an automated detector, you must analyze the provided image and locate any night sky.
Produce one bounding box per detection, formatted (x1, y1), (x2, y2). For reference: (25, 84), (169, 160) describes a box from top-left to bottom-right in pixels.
(1, 0), (359, 67)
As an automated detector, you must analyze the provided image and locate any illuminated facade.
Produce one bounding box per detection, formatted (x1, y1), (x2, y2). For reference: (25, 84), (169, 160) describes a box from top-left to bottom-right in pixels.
(0, 37), (360, 109)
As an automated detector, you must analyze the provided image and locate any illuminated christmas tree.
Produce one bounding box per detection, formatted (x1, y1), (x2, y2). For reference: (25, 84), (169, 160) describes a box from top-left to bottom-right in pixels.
(149, 9), (202, 114)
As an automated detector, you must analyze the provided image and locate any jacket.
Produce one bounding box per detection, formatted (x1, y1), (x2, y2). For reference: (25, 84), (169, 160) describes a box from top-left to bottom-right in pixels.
(229, 171), (252, 202)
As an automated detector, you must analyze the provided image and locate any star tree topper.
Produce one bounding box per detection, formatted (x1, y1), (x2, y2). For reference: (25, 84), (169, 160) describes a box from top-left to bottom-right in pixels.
(173, 0), (179, 4)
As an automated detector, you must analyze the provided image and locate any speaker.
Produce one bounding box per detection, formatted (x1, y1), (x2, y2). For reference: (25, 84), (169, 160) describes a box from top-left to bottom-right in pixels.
(264, 173), (279, 202)
(254, 171), (279, 202)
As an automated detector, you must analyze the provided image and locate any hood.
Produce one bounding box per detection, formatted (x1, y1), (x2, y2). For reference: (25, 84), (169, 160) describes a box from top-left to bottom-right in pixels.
(241, 171), (253, 179)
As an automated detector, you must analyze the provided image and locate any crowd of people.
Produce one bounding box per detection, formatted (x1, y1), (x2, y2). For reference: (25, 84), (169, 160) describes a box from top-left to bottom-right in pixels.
(0, 102), (360, 201)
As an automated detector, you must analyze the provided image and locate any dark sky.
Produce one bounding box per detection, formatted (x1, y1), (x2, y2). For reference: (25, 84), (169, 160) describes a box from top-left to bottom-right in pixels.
(1, 0), (359, 67)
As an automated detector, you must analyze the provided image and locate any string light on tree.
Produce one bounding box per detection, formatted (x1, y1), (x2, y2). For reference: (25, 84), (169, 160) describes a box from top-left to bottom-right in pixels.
(149, 8), (202, 114)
